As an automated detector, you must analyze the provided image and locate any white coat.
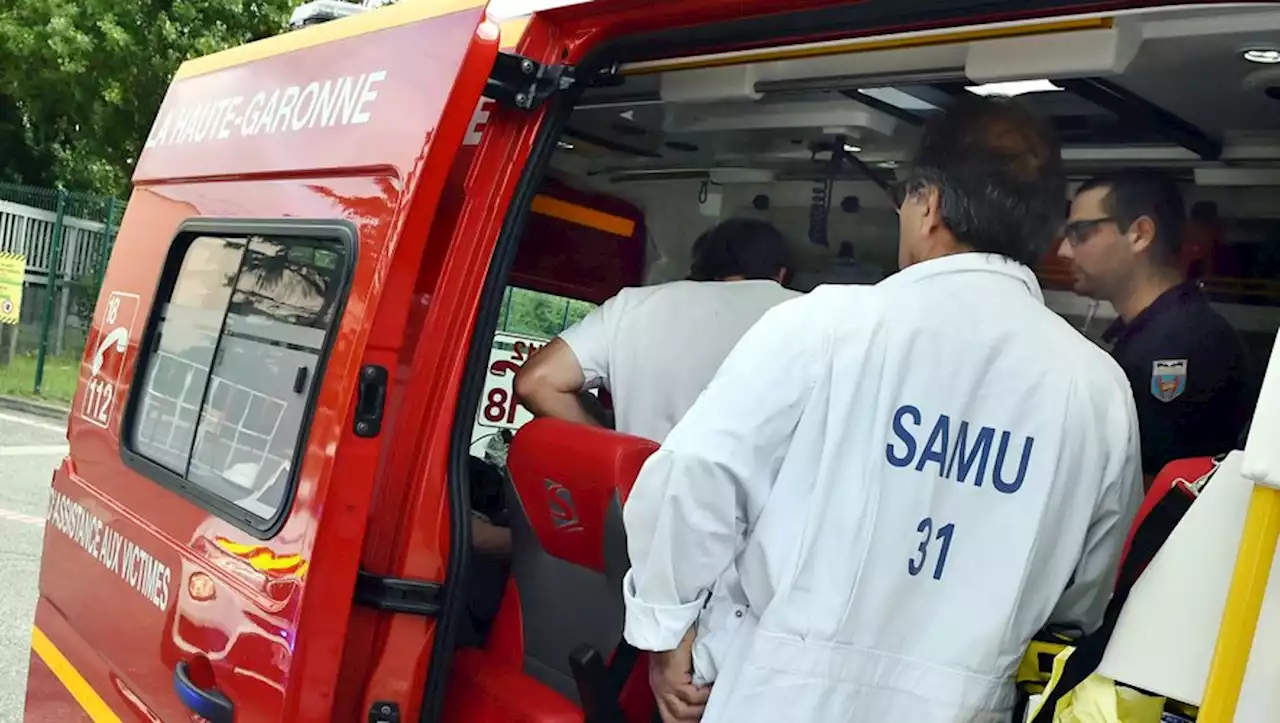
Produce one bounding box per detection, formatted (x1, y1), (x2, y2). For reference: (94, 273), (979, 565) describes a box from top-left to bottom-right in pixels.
(622, 252), (1143, 723)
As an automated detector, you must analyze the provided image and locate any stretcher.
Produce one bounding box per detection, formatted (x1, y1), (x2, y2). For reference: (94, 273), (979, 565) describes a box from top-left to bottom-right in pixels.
(1014, 457), (1219, 722)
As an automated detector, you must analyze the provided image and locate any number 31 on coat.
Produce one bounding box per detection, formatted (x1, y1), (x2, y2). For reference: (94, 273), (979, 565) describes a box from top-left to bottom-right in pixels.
(908, 517), (955, 581)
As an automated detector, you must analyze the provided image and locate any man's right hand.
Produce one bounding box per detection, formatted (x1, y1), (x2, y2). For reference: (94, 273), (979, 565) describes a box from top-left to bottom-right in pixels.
(649, 627), (710, 722)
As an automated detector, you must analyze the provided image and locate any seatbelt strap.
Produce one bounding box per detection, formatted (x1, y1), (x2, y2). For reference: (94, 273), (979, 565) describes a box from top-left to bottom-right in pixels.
(570, 639), (647, 723)
(607, 639), (642, 690)
(1029, 483), (1196, 722)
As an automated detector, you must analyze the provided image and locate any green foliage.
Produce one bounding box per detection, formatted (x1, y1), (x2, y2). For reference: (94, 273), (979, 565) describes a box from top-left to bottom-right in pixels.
(0, 352), (78, 402)
(498, 288), (596, 340)
(0, 0), (295, 196)
(66, 272), (102, 321)
(227, 237), (344, 326)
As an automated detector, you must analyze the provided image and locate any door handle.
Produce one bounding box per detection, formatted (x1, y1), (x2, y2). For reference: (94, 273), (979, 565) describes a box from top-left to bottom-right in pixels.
(354, 364), (388, 438)
(174, 661), (234, 723)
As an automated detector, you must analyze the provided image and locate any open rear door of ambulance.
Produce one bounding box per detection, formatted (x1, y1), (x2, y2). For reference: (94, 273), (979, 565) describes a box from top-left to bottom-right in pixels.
(25, 4), (501, 722)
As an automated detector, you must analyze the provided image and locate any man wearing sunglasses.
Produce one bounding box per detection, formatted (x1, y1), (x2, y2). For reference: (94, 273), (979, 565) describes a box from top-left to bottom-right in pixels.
(1057, 169), (1253, 487)
(622, 96), (1142, 723)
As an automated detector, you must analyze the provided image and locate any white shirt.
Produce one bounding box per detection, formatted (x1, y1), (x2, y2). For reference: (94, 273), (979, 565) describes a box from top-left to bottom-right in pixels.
(795, 258), (887, 290)
(558, 279), (800, 443)
(622, 253), (1142, 723)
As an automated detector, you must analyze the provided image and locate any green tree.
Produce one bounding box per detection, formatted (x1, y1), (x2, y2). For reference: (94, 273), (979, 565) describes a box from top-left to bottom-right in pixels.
(226, 237), (344, 328)
(0, 0), (294, 196)
(565, 299), (594, 328)
(499, 288), (595, 339)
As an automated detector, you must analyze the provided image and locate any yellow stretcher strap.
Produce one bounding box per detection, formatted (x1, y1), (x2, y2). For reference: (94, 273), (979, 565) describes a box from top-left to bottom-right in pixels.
(1017, 627), (1082, 697)
(1018, 638), (1073, 693)
(1019, 637), (1202, 720)
(1199, 485), (1280, 722)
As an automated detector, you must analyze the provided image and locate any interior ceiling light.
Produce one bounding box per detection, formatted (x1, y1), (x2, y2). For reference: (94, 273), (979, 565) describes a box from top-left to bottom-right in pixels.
(843, 143), (862, 153)
(964, 79), (1064, 97)
(857, 87), (940, 112)
(557, 140), (574, 149)
(1243, 47), (1280, 64)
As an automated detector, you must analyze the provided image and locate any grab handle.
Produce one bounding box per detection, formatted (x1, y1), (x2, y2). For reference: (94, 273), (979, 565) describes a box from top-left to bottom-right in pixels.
(174, 661), (234, 723)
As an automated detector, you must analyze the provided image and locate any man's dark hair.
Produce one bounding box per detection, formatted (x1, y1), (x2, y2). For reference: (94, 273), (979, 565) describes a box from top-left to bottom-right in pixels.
(688, 217), (792, 282)
(904, 96), (1066, 265)
(1077, 168), (1187, 260)
(1191, 199), (1219, 225)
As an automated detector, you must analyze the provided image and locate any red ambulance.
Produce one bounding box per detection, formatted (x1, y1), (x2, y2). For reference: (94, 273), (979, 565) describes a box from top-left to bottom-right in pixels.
(24, 0), (1280, 721)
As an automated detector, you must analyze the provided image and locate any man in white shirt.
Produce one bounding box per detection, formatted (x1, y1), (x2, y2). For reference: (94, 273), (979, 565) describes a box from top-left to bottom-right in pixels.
(622, 97), (1143, 723)
(514, 217), (800, 443)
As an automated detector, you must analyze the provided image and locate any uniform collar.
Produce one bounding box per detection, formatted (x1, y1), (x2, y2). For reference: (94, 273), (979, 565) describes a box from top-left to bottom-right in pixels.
(883, 252), (1044, 302)
(1102, 281), (1201, 345)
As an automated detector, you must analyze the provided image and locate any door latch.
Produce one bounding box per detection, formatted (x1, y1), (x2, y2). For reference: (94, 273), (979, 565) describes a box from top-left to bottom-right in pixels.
(369, 701), (400, 723)
(484, 52), (575, 110)
(354, 365), (388, 438)
(353, 569), (443, 617)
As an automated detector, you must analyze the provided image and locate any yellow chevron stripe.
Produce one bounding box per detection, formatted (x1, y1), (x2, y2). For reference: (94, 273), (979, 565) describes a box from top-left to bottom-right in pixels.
(30, 626), (122, 722)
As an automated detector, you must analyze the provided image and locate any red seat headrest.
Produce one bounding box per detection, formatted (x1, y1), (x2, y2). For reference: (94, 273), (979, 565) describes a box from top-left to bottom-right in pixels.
(1117, 456), (1216, 582)
(507, 418), (658, 573)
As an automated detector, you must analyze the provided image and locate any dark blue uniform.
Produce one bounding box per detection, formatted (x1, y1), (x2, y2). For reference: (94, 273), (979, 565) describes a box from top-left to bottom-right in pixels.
(1103, 282), (1254, 476)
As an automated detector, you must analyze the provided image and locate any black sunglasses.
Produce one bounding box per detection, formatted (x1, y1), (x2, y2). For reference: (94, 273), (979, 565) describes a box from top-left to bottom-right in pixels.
(1060, 216), (1117, 247)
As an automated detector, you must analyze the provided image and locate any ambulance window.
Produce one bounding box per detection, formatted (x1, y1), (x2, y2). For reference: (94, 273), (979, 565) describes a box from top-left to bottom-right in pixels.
(469, 286), (597, 459)
(127, 226), (350, 532)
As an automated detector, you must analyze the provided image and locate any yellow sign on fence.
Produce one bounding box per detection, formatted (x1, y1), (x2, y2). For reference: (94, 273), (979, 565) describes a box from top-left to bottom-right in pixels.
(0, 252), (25, 326)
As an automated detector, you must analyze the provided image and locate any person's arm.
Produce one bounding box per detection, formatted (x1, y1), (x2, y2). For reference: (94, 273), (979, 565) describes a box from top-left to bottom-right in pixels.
(471, 513), (512, 556)
(1133, 380), (1181, 488)
(514, 293), (624, 427)
(622, 296), (823, 653)
(1137, 331), (1252, 485)
(513, 338), (602, 427)
(1048, 390), (1143, 633)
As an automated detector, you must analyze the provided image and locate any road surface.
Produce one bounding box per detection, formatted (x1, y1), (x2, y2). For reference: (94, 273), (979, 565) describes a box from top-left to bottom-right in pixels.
(0, 410), (65, 721)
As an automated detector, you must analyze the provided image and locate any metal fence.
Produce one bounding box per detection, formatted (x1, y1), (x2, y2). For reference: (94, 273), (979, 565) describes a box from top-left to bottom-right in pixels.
(0, 183), (125, 403)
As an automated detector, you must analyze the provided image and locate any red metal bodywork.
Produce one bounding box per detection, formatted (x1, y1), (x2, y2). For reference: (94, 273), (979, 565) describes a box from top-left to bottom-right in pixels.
(25, 0), (1247, 721)
(28, 5), (502, 721)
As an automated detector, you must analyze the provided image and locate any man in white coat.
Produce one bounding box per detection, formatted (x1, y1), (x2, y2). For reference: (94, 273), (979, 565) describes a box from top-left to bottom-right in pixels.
(621, 96), (1144, 723)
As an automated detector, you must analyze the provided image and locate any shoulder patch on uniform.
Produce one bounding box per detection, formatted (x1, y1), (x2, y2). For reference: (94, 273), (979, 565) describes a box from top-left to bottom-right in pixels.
(1151, 359), (1188, 403)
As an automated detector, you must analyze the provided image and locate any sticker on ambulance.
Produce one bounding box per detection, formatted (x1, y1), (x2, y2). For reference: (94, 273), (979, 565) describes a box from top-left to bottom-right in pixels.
(80, 291), (141, 429)
(477, 332), (546, 431)
(47, 489), (172, 610)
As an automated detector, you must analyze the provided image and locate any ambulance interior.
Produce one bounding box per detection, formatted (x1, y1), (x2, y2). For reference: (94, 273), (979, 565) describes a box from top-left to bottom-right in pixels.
(455, 4), (1280, 720)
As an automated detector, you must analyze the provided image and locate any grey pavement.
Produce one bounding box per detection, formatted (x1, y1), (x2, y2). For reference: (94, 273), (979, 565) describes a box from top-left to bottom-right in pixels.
(0, 410), (64, 722)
